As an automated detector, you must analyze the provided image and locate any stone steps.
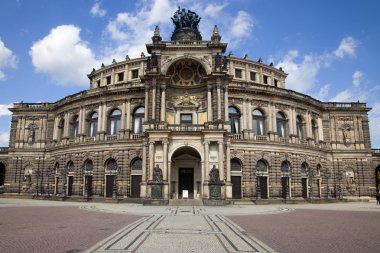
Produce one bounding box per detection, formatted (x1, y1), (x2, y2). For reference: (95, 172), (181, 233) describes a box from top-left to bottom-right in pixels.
(169, 199), (204, 206)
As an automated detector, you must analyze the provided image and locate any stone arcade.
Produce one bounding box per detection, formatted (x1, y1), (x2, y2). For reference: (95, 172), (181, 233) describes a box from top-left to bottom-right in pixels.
(1, 8), (380, 202)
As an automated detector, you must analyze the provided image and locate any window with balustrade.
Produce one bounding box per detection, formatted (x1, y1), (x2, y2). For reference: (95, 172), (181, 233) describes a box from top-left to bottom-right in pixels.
(108, 109), (121, 135)
(229, 107), (240, 134)
(276, 112), (287, 137)
(89, 112), (98, 137)
(252, 109), (265, 135)
(296, 115), (304, 139)
(133, 107), (144, 134)
(71, 115), (79, 139)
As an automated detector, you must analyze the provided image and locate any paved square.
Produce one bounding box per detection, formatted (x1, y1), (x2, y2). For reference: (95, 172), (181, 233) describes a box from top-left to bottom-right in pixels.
(0, 198), (379, 252)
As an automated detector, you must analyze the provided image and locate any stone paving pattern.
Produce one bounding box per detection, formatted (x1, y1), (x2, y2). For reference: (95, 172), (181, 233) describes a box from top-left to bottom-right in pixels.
(0, 199), (380, 252)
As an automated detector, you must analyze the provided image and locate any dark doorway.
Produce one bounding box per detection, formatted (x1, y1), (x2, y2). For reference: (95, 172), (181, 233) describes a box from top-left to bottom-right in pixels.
(86, 176), (93, 197)
(281, 177), (289, 199)
(106, 175), (115, 197)
(231, 176), (241, 199)
(55, 177), (59, 195)
(259, 176), (268, 199)
(67, 176), (74, 196)
(302, 178), (308, 198)
(179, 168), (193, 199)
(0, 163), (5, 186)
(131, 175), (142, 198)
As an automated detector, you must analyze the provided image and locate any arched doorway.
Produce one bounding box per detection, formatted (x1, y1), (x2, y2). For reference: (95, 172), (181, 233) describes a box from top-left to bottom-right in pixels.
(0, 163), (5, 193)
(171, 146), (201, 199)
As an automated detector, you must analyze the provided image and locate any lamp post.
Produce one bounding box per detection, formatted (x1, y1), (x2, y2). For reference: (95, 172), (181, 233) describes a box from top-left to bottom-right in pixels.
(256, 170), (262, 200)
(61, 166), (68, 197)
(35, 167), (41, 196)
(83, 166), (89, 199)
(112, 166), (121, 199)
(307, 167), (316, 200)
(324, 168), (332, 199)
(285, 174), (290, 200)
(46, 167), (52, 197)
(336, 169), (344, 200)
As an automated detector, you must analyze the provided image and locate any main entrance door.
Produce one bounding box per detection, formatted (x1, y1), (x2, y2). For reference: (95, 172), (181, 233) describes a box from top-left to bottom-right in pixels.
(259, 176), (268, 199)
(301, 178), (308, 198)
(231, 176), (242, 199)
(131, 175), (142, 198)
(179, 168), (194, 199)
(67, 176), (74, 196)
(106, 175), (115, 197)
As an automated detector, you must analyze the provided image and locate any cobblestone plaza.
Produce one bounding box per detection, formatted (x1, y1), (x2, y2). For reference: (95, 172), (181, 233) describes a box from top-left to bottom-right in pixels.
(0, 198), (379, 253)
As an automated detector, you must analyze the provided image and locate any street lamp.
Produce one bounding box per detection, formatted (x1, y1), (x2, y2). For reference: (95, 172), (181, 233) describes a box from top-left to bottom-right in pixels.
(336, 169), (344, 200)
(83, 166), (89, 199)
(46, 167), (52, 197)
(324, 168), (332, 199)
(112, 166), (121, 199)
(307, 167), (316, 200)
(35, 167), (41, 196)
(61, 166), (69, 197)
(256, 170), (263, 200)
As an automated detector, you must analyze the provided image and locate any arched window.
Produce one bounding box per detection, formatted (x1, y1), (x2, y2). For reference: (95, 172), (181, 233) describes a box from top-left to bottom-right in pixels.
(296, 115), (303, 139)
(252, 109), (265, 135)
(131, 158), (142, 170)
(67, 161), (74, 172)
(281, 161), (291, 173)
(231, 159), (242, 171)
(89, 112), (98, 137)
(276, 112), (287, 137)
(229, 107), (240, 134)
(312, 119), (318, 141)
(109, 109), (121, 135)
(58, 119), (65, 140)
(256, 160), (268, 172)
(133, 107), (144, 134)
(301, 162), (308, 174)
(71, 115), (79, 139)
(84, 160), (93, 172)
(106, 159), (118, 171)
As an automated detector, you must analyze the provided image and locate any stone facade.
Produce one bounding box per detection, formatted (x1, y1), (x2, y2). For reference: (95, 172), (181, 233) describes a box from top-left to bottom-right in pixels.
(0, 10), (379, 200)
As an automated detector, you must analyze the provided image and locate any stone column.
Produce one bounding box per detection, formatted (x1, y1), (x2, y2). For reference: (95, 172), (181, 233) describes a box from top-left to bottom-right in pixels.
(224, 86), (229, 122)
(248, 100), (253, 131)
(226, 141), (232, 198)
(163, 140), (168, 180)
(218, 141), (224, 181)
(126, 99), (131, 138)
(141, 142), (147, 197)
(97, 103), (103, 132)
(53, 116), (59, 141)
(121, 100), (126, 135)
(242, 99), (247, 132)
(144, 84), (149, 120)
(64, 112), (70, 138)
(318, 117), (323, 142)
(149, 141), (154, 181)
(207, 85), (213, 122)
(102, 104), (107, 133)
(152, 80), (156, 120)
(161, 85), (166, 122)
(204, 141), (210, 181)
(217, 81), (221, 119)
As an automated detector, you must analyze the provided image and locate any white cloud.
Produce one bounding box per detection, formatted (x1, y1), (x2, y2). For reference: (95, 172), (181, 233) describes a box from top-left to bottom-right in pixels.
(0, 103), (13, 117)
(334, 36), (358, 58)
(204, 3), (228, 17)
(0, 38), (17, 81)
(329, 89), (355, 102)
(369, 103), (380, 146)
(90, 2), (107, 17)
(352, 70), (364, 87)
(230, 11), (254, 38)
(0, 132), (9, 147)
(315, 83), (330, 101)
(275, 50), (320, 93)
(29, 25), (98, 86)
(276, 36), (359, 94)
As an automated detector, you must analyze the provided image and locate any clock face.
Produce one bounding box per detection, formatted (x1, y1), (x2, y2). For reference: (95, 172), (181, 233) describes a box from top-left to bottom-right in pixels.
(166, 59), (206, 86)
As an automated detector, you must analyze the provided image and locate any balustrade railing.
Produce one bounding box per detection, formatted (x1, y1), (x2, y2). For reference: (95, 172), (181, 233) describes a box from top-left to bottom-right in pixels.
(255, 135), (268, 141)
(131, 134), (142, 140)
(105, 135), (119, 141)
(279, 137), (290, 143)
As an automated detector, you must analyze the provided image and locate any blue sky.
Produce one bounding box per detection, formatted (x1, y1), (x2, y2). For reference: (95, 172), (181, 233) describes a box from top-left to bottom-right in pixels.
(0, 0), (379, 147)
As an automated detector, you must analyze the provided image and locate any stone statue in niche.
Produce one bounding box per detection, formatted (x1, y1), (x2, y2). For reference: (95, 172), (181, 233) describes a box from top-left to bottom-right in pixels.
(209, 165), (220, 183)
(153, 164), (163, 183)
(27, 124), (37, 145)
(341, 124), (351, 147)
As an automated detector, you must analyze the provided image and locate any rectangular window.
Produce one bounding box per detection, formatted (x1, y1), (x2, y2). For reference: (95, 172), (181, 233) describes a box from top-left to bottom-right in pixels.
(96, 80), (101, 88)
(235, 69), (242, 79)
(106, 76), (111, 85)
(131, 69), (139, 79)
(263, 75), (268, 84)
(118, 72), (124, 82)
(180, 114), (192, 124)
(274, 79), (278, 87)
(250, 71), (256, 81)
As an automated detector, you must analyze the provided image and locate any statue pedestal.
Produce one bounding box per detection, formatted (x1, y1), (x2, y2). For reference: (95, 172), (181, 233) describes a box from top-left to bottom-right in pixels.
(150, 183), (163, 199)
(209, 183), (223, 200)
